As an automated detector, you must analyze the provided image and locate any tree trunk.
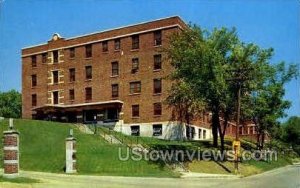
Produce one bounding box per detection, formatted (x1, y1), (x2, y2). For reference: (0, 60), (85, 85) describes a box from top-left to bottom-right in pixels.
(212, 108), (219, 148)
(261, 132), (265, 149)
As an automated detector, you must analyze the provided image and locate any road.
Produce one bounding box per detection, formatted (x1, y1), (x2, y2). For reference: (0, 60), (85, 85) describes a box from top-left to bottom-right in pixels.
(1, 165), (299, 188)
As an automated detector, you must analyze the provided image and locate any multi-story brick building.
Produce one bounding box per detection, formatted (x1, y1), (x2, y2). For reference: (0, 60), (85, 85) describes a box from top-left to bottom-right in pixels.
(22, 16), (213, 140)
(22, 16), (258, 141)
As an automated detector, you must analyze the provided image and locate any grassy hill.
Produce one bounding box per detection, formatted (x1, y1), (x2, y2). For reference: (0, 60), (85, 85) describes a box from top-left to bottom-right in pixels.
(0, 119), (177, 177)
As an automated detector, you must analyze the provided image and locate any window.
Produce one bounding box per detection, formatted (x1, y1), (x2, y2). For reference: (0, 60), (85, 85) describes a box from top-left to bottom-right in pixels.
(153, 102), (162, 115)
(154, 54), (162, 70)
(131, 58), (139, 73)
(31, 55), (37, 67)
(53, 50), (58, 63)
(130, 81), (141, 94)
(111, 61), (119, 76)
(85, 87), (92, 101)
(53, 91), (59, 104)
(53, 71), (59, 84)
(239, 127), (243, 135)
(131, 125), (140, 136)
(132, 105), (139, 117)
(153, 124), (162, 136)
(69, 89), (75, 101)
(111, 84), (119, 98)
(102, 41), (108, 52)
(132, 35), (139, 49)
(153, 79), (162, 94)
(32, 94), (37, 107)
(198, 129), (202, 139)
(249, 126), (254, 134)
(114, 39), (120, 51)
(203, 130), (207, 139)
(31, 74), (37, 87)
(154, 30), (162, 46)
(42, 53), (47, 63)
(85, 66), (92, 80)
(70, 47), (75, 58)
(69, 68), (75, 82)
(85, 44), (92, 58)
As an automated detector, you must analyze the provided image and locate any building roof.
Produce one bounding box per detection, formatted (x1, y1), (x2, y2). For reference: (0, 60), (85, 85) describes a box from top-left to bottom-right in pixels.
(22, 16), (187, 57)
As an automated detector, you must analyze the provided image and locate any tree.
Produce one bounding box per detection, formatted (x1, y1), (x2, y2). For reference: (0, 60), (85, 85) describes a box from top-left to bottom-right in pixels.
(0, 90), (22, 118)
(166, 24), (298, 152)
(283, 116), (300, 155)
(243, 62), (298, 149)
(166, 25), (239, 149)
(166, 81), (204, 140)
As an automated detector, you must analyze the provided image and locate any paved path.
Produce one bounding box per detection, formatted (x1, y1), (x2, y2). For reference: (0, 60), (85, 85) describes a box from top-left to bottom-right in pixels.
(1, 165), (299, 188)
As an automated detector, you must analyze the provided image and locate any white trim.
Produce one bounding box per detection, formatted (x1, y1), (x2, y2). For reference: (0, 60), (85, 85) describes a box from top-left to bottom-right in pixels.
(4, 146), (18, 150)
(22, 24), (181, 57)
(4, 160), (18, 164)
(33, 100), (123, 110)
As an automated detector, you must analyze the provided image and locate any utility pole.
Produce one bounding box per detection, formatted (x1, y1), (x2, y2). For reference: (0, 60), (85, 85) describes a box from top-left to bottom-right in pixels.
(227, 67), (252, 174)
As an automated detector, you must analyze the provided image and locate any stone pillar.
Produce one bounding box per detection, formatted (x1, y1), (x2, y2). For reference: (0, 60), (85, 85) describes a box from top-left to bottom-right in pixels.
(3, 119), (19, 178)
(65, 130), (77, 173)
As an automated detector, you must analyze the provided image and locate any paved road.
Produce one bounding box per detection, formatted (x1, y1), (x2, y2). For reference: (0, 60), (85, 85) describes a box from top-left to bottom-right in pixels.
(1, 165), (299, 188)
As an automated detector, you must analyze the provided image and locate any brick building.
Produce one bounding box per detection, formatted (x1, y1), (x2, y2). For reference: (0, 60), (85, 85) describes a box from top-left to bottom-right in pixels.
(22, 16), (257, 140)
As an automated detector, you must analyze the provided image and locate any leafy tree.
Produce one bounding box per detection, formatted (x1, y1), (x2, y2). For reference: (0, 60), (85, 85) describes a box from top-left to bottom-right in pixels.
(166, 81), (204, 140)
(165, 24), (298, 151)
(243, 62), (298, 149)
(0, 90), (22, 118)
(282, 116), (300, 155)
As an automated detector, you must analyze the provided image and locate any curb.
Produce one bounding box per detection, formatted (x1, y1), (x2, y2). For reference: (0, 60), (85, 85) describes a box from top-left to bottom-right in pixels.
(180, 172), (241, 179)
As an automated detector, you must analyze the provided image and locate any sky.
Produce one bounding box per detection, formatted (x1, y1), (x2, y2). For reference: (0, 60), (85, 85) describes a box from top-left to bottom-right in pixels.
(0, 0), (299, 119)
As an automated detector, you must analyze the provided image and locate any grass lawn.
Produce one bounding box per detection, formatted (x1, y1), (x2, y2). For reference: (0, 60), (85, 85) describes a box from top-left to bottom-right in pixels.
(188, 154), (293, 176)
(0, 176), (39, 184)
(0, 119), (178, 177)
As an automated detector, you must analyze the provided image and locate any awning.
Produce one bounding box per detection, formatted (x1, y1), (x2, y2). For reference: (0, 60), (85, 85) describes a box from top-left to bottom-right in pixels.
(32, 100), (123, 113)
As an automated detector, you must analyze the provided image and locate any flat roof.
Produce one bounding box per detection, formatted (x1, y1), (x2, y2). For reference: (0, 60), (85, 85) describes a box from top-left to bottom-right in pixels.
(22, 16), (186, 53)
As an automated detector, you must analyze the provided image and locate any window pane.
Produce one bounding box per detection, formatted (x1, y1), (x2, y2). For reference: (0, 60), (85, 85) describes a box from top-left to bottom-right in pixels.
(31, 75), (37, 87)
(112, 61), (119, 76)
(53, 71), (58, 84)
(132, 105), (139, 117)
(154, 30), (162, 46)
(53, 51), (58, 63)
(130, 81), (141, 94)
(42, 53), (47, 63)
(85, 87), (92, 101)
(114, 39), (120, 50)
(153, 124), (162, 136)
(32, 55), (37, 67)
(69, 89), (75, 100)
(154, 102), (162, 115)
(86, 66), (92, 79)
(154, 54), (162, 70)
(102, 41), (108, 52)
(70, 48), (75, 58)
(153, 79), (162, 94)
(85, 44), (92, 58)
(132, 35), (139, 49)
(132, 58), (139, 73)
(112, 84), (119, 98)
(32, 94), (37, 107)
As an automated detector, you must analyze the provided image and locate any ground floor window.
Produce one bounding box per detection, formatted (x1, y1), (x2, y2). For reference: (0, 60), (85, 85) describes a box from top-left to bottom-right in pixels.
(153, 124), (162, 136)
(198, 129), (202, 139)
(203, 129), (207, 139)
(131, 125), (140, 136)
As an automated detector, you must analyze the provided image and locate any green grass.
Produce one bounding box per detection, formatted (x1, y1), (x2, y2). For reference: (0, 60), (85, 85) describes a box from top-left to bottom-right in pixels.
(188, 154), (293, 176)
(0, 176), (39, 184)
(0, 119), (178, 177)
